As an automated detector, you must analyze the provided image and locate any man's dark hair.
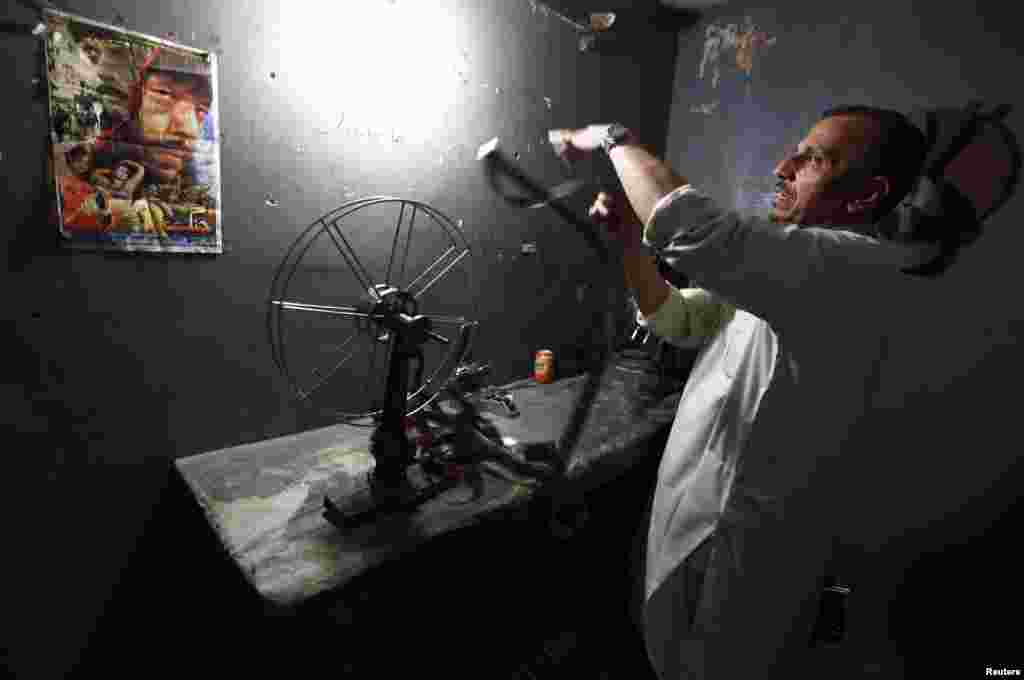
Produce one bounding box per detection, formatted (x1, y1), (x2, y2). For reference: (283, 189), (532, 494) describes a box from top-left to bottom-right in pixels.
(820, 105), (930, 221)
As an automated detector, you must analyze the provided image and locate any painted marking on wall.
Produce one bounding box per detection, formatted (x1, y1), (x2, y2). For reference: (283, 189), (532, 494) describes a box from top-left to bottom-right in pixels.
(690, 100), (719, 115)
(696, 14), (777, 104)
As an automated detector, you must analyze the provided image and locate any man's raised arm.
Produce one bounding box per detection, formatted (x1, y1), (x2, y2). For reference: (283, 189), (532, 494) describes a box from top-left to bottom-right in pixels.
(557, 124), (833, 328)
(556, 124), (689, 227)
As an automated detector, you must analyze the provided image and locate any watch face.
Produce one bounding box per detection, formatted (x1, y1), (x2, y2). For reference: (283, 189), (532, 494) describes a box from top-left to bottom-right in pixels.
(603, 124), (624, 150)
(605, 124), (631, 149)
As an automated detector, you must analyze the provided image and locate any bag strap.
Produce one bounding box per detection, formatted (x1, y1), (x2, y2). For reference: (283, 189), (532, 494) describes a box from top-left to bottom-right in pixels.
(895, 102), (1020, 276)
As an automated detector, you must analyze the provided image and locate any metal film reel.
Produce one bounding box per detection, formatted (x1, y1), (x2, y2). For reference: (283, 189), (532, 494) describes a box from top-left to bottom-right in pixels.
(268, 197), (479, 425)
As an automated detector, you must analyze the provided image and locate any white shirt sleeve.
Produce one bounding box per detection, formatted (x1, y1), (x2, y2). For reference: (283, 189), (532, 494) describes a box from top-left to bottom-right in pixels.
(641, 185), (935, 330)
(636, 286), (735, 348)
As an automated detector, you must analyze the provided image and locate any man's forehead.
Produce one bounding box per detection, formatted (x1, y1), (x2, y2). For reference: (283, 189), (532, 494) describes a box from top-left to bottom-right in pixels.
(796, 140), (838, 158)
(803, 115), (878, 159)
(145, 69), (211, 96)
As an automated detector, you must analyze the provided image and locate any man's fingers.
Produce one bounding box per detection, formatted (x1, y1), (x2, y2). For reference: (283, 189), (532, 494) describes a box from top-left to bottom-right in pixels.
(591, 192), (617, 215)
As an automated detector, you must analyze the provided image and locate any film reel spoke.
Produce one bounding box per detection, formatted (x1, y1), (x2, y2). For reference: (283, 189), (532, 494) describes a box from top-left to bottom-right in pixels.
(323, 216), (378, 298)
(408, 247), (470, 300)
(386, 201), (418, 287)
(301, 333), (362, 400)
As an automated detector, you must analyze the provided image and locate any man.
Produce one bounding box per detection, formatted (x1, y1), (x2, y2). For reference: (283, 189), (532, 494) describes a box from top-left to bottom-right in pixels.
(134, 65), (212, 184)
(89, 48), (216, 233)
(552, 108), (967, 676)
(99, 47), (215, 190)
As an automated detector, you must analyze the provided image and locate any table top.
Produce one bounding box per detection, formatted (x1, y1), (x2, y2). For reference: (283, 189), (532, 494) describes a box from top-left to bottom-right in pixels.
(175, 363), (683, 608)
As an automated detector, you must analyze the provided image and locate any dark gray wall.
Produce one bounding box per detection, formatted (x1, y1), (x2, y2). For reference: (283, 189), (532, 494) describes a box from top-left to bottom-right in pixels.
(665, 0), (1023, 667)
(3, 0), (682, 677)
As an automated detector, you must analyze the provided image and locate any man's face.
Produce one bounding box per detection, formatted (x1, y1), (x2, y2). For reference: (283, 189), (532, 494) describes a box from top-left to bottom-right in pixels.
(770, 114), (888, 227)
(80, 37), (104, 66)
(138, 70), (211, 182)
(67, 148), (93, 176)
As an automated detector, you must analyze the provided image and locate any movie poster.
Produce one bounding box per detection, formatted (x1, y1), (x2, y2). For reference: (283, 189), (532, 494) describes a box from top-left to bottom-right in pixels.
(43, 9), (222, 254)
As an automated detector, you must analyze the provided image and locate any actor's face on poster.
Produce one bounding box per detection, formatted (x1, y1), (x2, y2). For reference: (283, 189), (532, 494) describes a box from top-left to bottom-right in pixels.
(138, 69), (213, 183)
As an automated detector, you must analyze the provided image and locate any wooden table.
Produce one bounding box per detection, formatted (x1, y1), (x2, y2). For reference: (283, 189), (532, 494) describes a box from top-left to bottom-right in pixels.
(175, 363), (683, 609)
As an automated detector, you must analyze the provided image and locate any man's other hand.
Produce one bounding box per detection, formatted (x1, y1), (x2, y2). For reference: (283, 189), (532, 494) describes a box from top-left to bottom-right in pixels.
(589, 190), (642, 251)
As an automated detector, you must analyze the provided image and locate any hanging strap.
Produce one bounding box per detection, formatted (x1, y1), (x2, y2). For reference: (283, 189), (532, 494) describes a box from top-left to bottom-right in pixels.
(890, 102), (1020, 276)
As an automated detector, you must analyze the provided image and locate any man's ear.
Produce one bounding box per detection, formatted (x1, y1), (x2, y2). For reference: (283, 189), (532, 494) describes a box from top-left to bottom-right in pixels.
(848, 175), (890, 214)
(868, 175), (891, 208)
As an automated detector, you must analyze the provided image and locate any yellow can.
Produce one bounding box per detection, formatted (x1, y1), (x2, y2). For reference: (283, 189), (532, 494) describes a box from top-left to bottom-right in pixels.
(534, 349), (555, 384)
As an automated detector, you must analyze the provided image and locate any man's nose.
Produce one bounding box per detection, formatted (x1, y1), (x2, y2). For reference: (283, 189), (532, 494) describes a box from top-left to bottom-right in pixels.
(168, 101), (201, 139)
(773, 157), (793, 181)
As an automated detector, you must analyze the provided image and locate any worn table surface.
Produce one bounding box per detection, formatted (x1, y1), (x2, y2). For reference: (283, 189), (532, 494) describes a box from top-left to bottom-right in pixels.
(175, 362), (683, 608)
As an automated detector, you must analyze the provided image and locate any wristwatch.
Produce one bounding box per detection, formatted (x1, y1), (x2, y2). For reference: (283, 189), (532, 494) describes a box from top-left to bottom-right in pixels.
(601, 123), (635, 153)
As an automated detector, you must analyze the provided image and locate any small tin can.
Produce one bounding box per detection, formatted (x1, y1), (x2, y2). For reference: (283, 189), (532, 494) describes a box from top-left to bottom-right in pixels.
(534, 349), (555, 384)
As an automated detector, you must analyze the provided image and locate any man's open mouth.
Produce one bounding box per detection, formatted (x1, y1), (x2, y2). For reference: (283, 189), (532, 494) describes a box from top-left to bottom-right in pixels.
(773, 189), (795, 207)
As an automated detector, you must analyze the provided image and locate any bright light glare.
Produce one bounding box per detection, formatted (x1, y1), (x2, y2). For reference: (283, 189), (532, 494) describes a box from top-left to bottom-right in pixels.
(279, 2), (460, 142)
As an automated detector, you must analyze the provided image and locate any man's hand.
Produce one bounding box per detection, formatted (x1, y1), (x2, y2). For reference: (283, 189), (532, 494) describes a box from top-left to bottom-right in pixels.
(592, 190), (670, 316)
(549, 125), (610, 163)
(589, 190), (643, 252)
